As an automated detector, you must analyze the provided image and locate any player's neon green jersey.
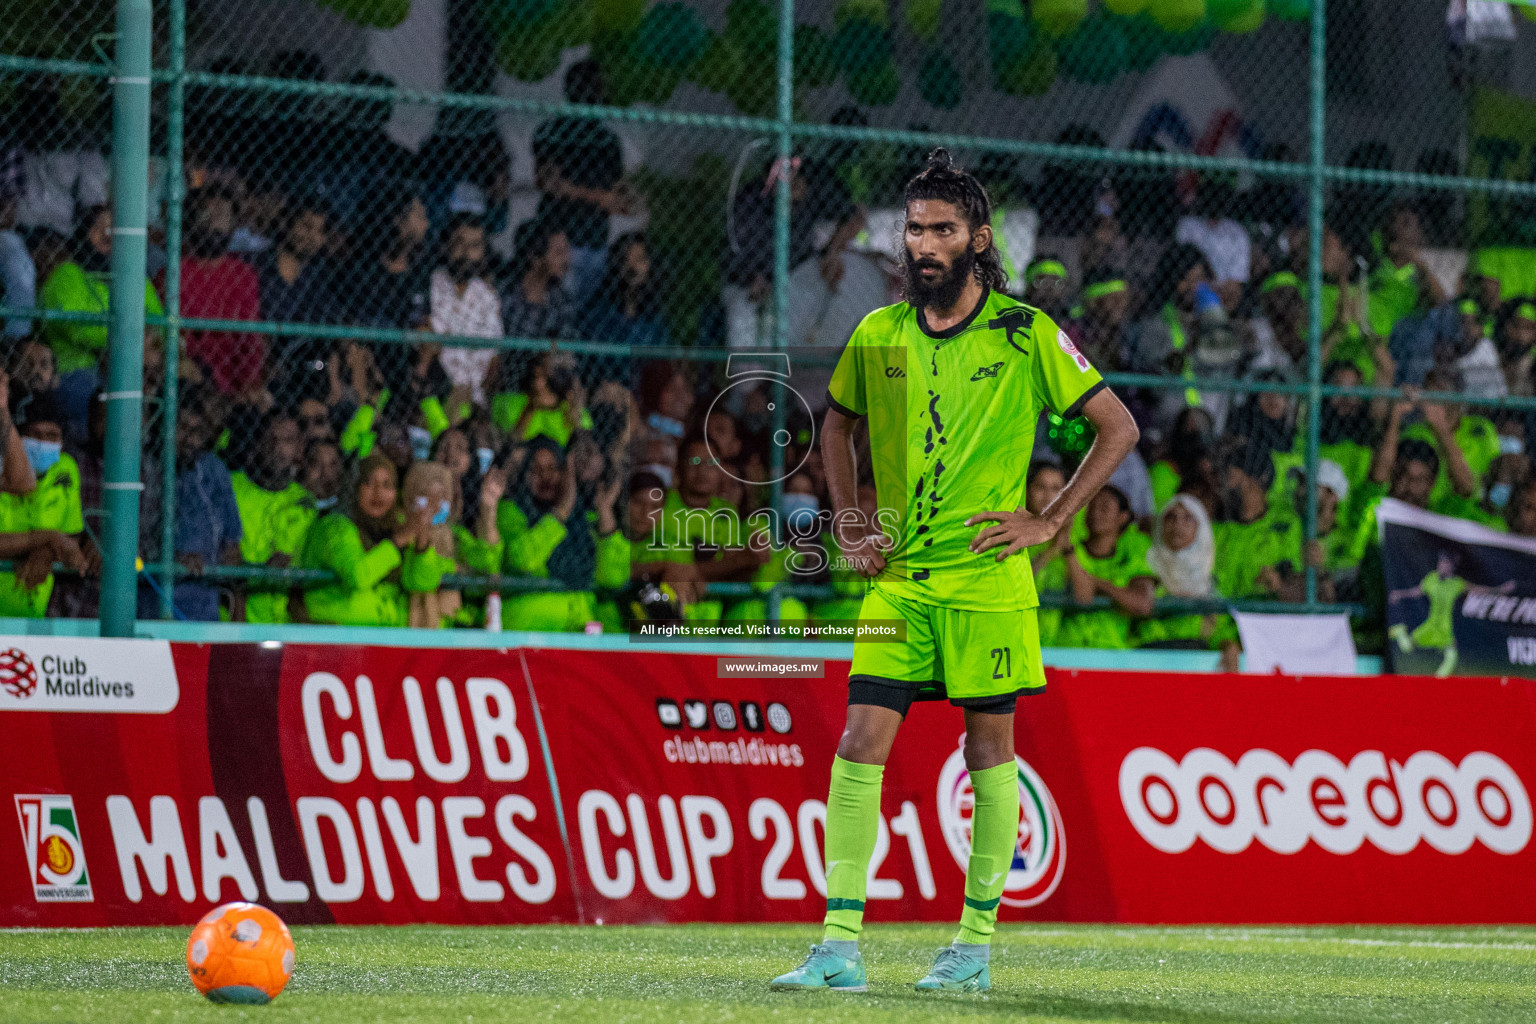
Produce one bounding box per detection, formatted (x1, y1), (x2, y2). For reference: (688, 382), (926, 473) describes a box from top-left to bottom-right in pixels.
(827, 289), (1104, 610)
(1412, 571), (1466, 650)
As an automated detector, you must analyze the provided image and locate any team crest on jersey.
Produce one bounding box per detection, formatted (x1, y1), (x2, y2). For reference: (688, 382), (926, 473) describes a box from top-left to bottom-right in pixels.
(987, 308), (1034, 353)
(970, 362), (1004, 381)
(1057, 329), (1091, 372)
(936, 744), (1066, 907)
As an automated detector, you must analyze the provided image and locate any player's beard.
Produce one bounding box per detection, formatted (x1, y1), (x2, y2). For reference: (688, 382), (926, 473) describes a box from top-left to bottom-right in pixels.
(902, 246), (976, 310)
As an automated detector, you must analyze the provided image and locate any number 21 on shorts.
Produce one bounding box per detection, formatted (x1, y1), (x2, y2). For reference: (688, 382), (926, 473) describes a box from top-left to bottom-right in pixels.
(990, 648), (1012, 679)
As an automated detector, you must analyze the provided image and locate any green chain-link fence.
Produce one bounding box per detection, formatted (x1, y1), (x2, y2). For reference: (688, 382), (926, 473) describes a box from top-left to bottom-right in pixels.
(2, 0), (1536, 653)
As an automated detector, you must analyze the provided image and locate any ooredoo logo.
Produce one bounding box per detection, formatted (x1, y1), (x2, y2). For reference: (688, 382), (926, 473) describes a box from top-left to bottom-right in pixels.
(1120, 747), (1532, 856)
(0, 648), (37, 698)
(937, 744), (1065, 907)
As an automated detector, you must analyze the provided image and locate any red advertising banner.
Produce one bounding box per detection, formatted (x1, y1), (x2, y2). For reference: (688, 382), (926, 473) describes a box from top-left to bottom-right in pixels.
(3, 637), (1534, 927)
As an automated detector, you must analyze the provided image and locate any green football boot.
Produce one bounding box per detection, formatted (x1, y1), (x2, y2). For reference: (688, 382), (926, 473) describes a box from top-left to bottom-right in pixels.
(914, 947), (991, 992)
(769, 944), (867, 992)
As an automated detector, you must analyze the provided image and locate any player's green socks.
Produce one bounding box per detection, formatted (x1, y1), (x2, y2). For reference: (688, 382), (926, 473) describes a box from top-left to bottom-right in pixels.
(956, 760), (1020, 946)
(822, 755), (884, 942)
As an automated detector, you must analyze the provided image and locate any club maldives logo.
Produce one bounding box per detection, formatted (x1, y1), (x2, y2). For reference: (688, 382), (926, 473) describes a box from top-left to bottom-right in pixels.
(936, 744), (1066, 907)
(0, 648), (37, 698)
(15, 794), (92, 902)
(0, 639), (179, 713)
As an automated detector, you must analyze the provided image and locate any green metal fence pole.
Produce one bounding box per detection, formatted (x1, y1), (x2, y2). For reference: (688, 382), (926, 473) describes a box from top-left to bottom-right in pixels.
(1302, 0), (1327, 610)
(766, 0), (795, 626)
(100, 0), (153, 637)
(159, 0), (186, 620)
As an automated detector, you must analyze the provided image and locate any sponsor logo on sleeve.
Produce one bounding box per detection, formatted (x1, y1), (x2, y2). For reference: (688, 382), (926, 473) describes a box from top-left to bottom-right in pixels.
(15, 795), (92, 902)
(1057, 329), (1091, 372)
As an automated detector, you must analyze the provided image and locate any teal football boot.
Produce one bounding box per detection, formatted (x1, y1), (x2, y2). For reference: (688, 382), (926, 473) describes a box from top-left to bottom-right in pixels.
(914, 946), (991, 992)
(769, 944), (867, 992)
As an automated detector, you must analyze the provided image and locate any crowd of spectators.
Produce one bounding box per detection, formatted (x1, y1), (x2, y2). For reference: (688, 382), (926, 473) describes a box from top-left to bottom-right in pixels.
(0, 63), (1534, 655)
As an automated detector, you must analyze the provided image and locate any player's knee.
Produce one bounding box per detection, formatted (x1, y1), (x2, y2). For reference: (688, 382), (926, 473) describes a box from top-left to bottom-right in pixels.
(836, 728), (891, 766)
(962, 735), (1013, 772)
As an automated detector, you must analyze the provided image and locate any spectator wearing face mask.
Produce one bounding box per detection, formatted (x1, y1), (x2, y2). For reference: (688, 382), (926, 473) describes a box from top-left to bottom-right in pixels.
(1476, 424), (1528, 530)
(178, 186), (263, 399)
(496, 436), (626, 631)
(300, 453), (443, 626)
(1136, 493), (1240, 666)
(429, 427), (507, 585)
(429, 213), (504, 407)
(230, 409), (312, 623)
(0, 388), (83, 616)
(299, 438), (344, 514)
(399, 461), (464, 629)
(1055, 486), (1156, 649)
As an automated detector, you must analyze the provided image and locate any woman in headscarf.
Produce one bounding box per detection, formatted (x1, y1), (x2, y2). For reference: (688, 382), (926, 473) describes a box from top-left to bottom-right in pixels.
(400, 460), (463, 628)
(1136, 493), (1241, 668)
(430, 426), (507, 579)
(496, 435), (626, 631)
(299, 452), (451, 626)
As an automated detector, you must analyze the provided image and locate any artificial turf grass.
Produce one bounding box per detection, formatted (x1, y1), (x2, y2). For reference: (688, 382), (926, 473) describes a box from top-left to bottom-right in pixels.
(1, 923), (1535, 1024)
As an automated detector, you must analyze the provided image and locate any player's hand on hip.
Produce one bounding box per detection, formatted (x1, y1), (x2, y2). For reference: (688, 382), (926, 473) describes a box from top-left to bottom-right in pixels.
(966, 509), (1055, 562)
(842, 527), (890, 578)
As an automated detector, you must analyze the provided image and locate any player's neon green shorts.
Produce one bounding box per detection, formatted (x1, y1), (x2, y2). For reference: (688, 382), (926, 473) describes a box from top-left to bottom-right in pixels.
(849, 585), (1047, 714)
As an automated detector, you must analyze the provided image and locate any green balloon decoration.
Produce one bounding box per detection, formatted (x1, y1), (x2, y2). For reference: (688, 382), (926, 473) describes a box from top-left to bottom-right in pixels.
(1215, 0), (1264, 33)
(1160, 18), (1214, 52)
(833, 17), (893, 73)
(906, 0), (943, 42)
(1149, 0), (1205, 32)
(632, 2), (709, 70)
(1058, 14), (1128, 84)
(496, 29), (563, 82)
(794, 24), (839, 88)
(918, 52), (962, 108)
(834, 0), (889, 29)
(1102, 0), (1150, 15)
(847, 62), (900, 106)
(1009, 36), (1058, 95)
(1033, 0), (1088, 37)
(726, 0), (776, 58)
(1269, 0), (1308, 21)
(988, 10), (1033, 72)
(481, 0), (558, 33)
(1122, 13), (1165, 69)
(690, 35), (744, 93)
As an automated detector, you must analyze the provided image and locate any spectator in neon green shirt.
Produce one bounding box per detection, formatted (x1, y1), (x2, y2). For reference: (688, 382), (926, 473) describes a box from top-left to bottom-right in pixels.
(497, 436), (627, 631)
(39, 205), (164, 438)
(0, 389), (84, 617)
(298, 438), (344, 514)
(300, 453), (446, 627)
(1399, 368), (1494, 516)
(230, 410), (312, 623)
(1023, 462), (1070, 645)
(1212, 441), (1299, 600)
(490, 351), (592, 445)
(659, 437), (770, 623)
(623, 469), (700, 615)
(399, 460), (470, 629)
(1056, 486), (1156, 649)
(1368, 205), (1447, 342)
